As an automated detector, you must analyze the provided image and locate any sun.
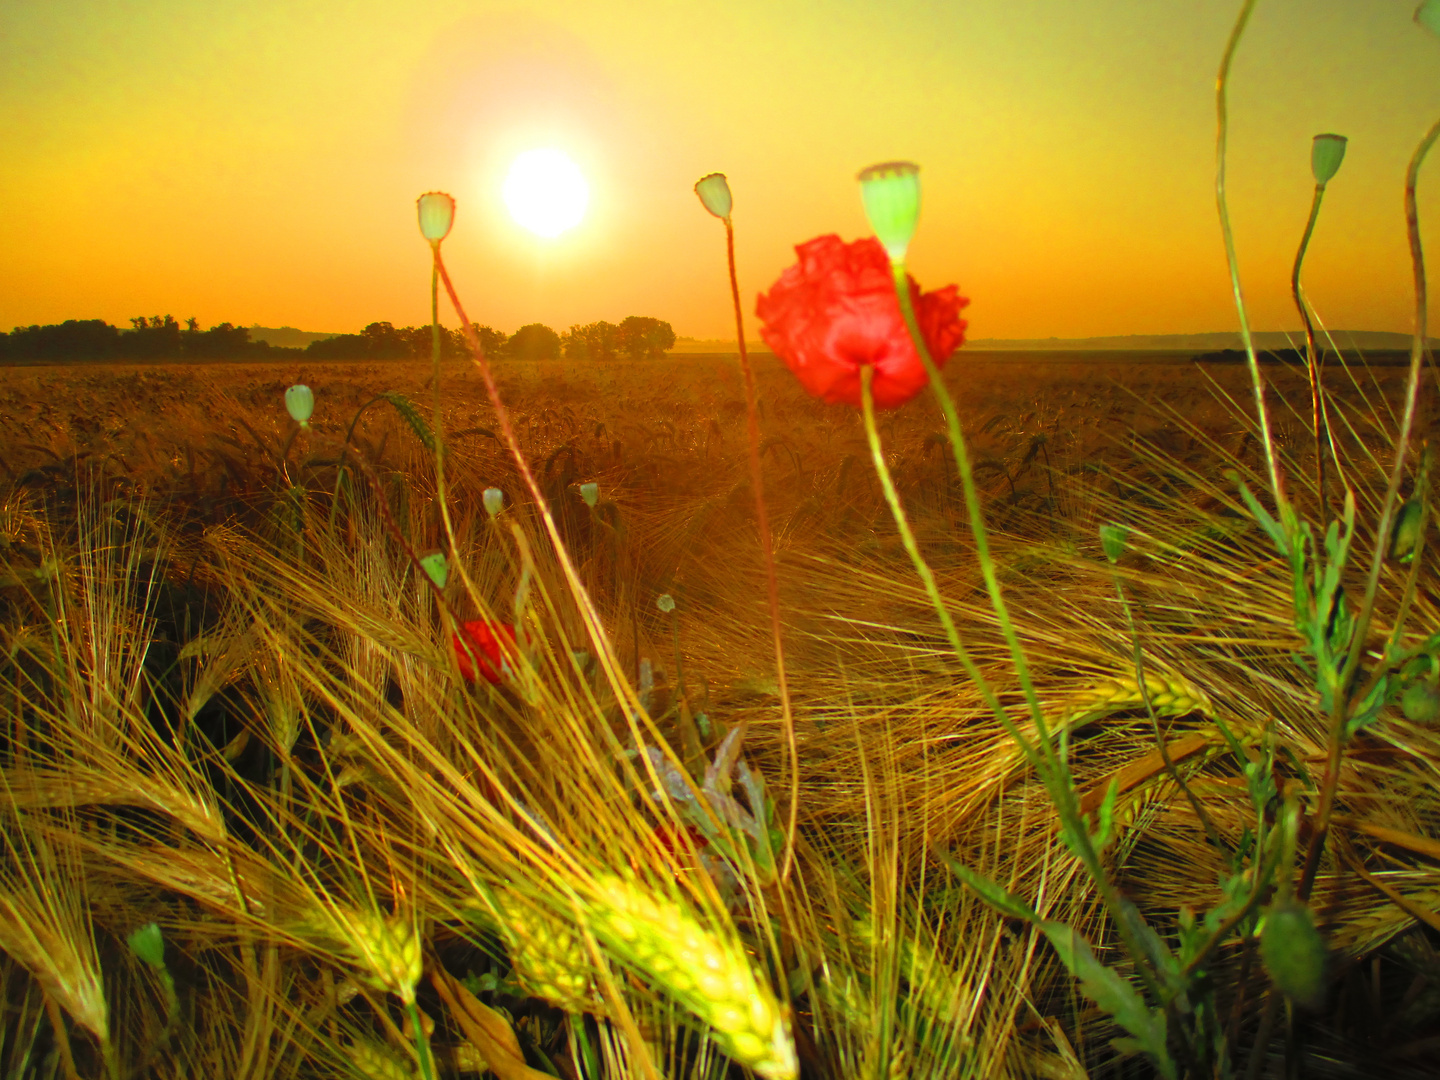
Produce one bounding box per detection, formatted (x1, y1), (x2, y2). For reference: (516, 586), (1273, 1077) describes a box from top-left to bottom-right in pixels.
(502, 148), (589, 239)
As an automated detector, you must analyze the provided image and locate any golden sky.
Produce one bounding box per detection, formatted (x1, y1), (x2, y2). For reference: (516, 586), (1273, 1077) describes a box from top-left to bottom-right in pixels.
(3, 0), (1440, 341)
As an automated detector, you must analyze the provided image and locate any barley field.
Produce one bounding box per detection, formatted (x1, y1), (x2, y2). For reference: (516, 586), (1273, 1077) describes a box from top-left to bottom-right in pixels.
(0, 344), (1437, 1080)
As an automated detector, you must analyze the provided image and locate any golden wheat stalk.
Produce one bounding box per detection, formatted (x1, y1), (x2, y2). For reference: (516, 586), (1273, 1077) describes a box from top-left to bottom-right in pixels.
(487, 890), (596, 1014)
(0, 888), (109, 1047)
(1059, 669), (1214, 731)
(347, 1036), (420, 1080)
(586, 873), (798, 1080)
(299, 906), (423, 1004)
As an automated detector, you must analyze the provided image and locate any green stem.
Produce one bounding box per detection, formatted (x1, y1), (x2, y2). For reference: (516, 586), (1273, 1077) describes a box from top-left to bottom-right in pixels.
(888, 263), (1048, 739)
(1109, 571), (1224, 851)
(857, 366), (1162, 1002)
(1216, 0), (1285, 510)
(430, 248), (459, 593)
(1299, 112), (1440, 902)
(406, 999), (437, 1080)
(1291, 182), (1332, 513)
(856, 365), (1025, 762)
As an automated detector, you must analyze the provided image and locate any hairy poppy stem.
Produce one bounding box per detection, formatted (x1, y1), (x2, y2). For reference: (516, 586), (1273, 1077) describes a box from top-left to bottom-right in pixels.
(430, 250), (460, 579)
(1290, 183), (1333, 513)
(432, 251), (691, 841)
(1216, 0), (1286, 512)
(721, 216), (800, 886)
(857, 365), (1165, 1003)
(1299, 112), (1440, 903)
(886, 264), (1047, 737)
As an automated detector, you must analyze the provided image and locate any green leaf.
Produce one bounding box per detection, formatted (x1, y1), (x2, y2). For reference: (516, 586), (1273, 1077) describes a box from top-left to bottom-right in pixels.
(1233, 475), (1290, 557)
(1039, 920), (1176, 1078)
(1090, 776), (1119, 851)
(941, 856), (1038, 923)
(1115, 897), (1179, 984)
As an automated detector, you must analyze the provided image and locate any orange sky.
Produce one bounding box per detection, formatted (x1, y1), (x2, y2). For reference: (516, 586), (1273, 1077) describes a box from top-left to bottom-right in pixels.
(3, 0), (1440, 342)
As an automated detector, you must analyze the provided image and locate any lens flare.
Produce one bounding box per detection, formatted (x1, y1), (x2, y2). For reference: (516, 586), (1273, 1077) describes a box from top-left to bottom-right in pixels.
(503, 148), (589, 238)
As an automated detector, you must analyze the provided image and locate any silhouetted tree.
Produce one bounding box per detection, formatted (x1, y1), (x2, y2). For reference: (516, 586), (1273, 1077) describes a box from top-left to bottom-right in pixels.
(183, 322), (253, 357)
(1, 316), (291, 361)
(119, 315), (183, 358)
(615, 316), (676, 360)
(468, 324), (508, 358)
(561, 321), (618, 361)
(507, 323), (561, 360)
(1, 319), (121, 359)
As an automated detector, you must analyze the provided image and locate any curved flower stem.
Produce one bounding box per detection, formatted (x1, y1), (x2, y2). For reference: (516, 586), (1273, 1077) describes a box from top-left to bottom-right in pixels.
(1291, 182), (1333, 513)
(430, 249), (460, 572)
(432, 253), (683, 821)
(886, 265), (1045, 736)
(1109, 569), (1225, 851)
(721, 216), (799, 886)
(1298, 112), (1440, 903)
(1217, 0), (1286, 511)
(858, 366), (1163, 1003)
(856, 366), (1024, 761)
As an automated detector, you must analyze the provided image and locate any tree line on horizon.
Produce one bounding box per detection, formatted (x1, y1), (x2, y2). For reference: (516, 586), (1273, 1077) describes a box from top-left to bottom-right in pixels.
(1, 314), (677, 362)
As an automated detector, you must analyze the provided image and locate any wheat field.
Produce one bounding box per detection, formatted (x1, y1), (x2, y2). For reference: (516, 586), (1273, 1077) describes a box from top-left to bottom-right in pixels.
(0, 346), (1435, 1079)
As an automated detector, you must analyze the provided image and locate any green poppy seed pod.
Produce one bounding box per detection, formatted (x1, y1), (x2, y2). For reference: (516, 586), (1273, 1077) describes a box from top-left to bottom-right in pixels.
(483, 487), (503, 517)
(1311, 134), (1348, 186)
(419, 550), (448, 589)
(1390, 498), (1424, 563)
(1099, 523), (1130, 564)
(126, 922), (166, 969)
(1402, 681), (1440, 724)
(580, 481), (599, 507)
(285, 384), (314, 428)
(1418, 1), (1440, 38)
(417, 191), (455, 244)
(656, 593), (675, 613)
(858, 160), (921, 263)
(694, 173), (733, 220)
(1259, 900), (1327, 1010)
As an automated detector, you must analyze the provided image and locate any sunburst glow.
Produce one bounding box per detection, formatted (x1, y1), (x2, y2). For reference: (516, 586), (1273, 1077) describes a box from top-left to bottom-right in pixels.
(502, 148), (589, 239)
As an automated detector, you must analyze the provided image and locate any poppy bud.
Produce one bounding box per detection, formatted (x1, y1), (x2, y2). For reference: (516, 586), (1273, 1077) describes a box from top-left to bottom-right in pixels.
(483, 487), (504, 517)
(1389, 498), (1424, 563)
(1402, 680), (1440, 724)
(1418, 1), (1440, 38)
(1311, 134), (1347, 186)
(857, 161), (921, 263)
(419, 550), (448, 589)
(656, 593), (675, 613)
(1259, 900), (1327, 1010)
(126, 922), (166, 969)
(580, 481), (599, 507)
(1099, 523), (1129, 564)
(285, 384), (314, 428)
(694, 173), (733, 221)
(417, 191), (455, 244)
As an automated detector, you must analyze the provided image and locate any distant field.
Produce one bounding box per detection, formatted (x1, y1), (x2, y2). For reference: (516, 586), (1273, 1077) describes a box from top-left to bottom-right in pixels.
(0, 351), (1417, 515)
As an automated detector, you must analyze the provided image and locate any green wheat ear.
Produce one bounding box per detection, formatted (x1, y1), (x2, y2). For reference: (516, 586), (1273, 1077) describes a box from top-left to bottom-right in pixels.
(381, 392), (440, 456)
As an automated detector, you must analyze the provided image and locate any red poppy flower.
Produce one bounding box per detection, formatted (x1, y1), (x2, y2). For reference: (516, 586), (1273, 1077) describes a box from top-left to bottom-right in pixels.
(646, 823), (712, 881)
(451, 620), (516, 684)
(755, 234), (968, 409)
